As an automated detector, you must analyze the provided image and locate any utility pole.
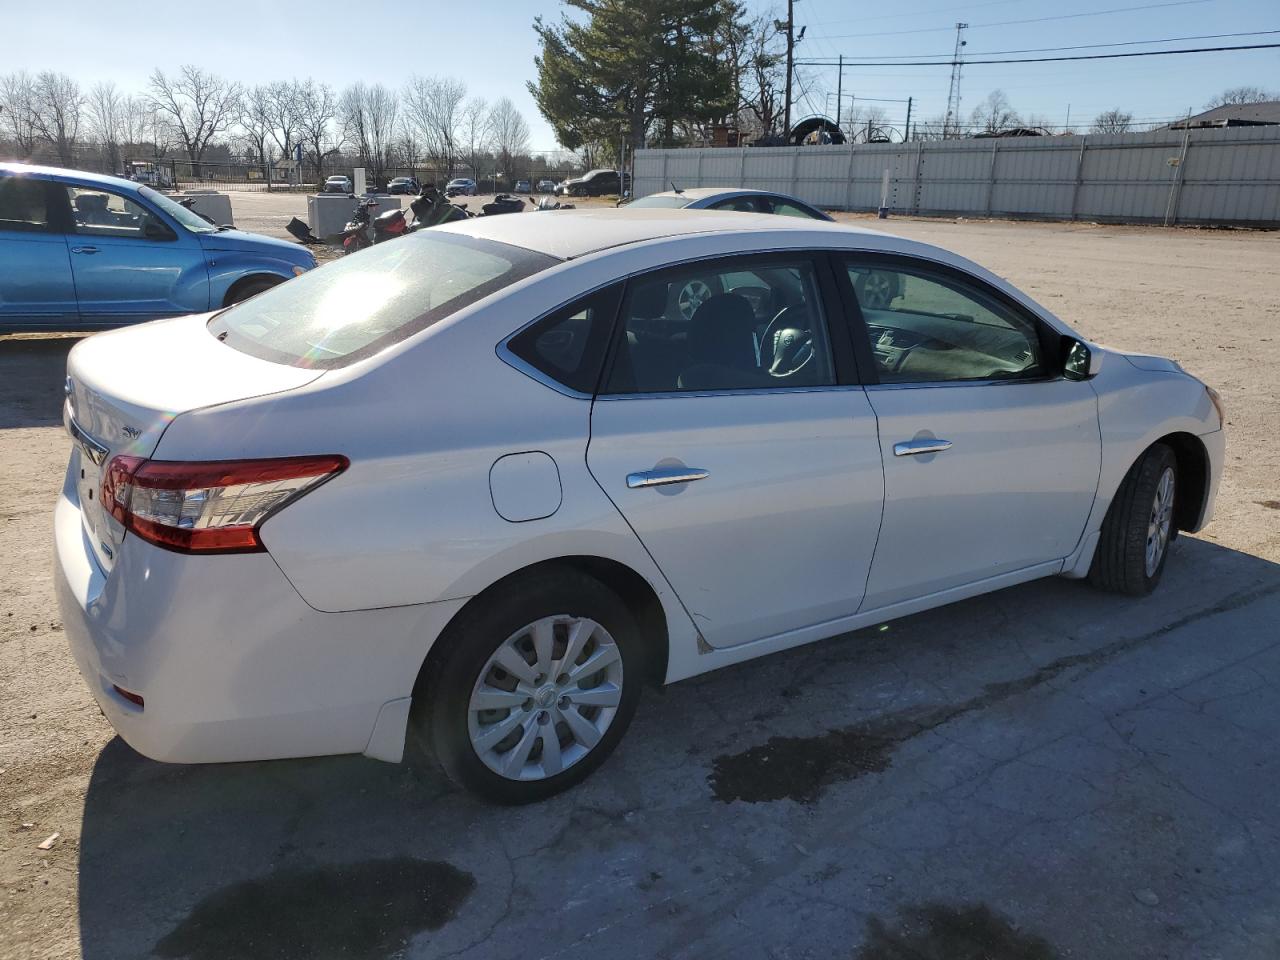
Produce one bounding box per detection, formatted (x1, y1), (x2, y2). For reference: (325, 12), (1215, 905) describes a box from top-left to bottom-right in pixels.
(835, 53), (843, 132)
(783, 0), (795, 140)
(943, 22), (968, 139)
(905, 96), (913, 142)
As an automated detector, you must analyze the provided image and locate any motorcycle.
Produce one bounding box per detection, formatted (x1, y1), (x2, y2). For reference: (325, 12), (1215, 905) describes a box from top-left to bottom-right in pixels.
(339, 196), (411, 254)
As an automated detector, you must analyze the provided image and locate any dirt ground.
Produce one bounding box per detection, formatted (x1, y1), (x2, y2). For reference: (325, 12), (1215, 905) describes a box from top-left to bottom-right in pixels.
(1, 210), (1278, 960)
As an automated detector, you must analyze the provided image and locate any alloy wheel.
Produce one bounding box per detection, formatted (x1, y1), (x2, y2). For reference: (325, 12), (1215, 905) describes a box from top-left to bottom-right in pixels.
(677, 279), (715, 321)
(1145, 466), (1175, 576)
(467, 616), (624, 781)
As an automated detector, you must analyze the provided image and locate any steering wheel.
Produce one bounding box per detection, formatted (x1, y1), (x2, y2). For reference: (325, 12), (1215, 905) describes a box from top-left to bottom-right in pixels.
(760, 306), (815, 378)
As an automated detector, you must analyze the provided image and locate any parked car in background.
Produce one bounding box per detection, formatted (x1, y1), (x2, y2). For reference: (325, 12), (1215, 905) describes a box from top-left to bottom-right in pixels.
(514, 180), (531, 194)
(388, 177), (421, 195)
(625, 188), (906, 308)
(447, 178), (477, 196)
(536, 179), (557, 193)
(0, 163), (315, 331)
(324, 176), (352, 194)
(55, 210), (1223, 803)
(558, 169), (627, 197)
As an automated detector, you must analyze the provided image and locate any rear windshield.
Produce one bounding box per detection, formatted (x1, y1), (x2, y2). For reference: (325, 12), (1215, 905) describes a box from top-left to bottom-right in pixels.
(208, 232), (558, 368)
(625, 195), (690, 209)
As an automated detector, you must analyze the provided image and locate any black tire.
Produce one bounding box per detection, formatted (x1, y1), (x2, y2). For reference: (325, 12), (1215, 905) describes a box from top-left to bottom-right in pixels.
(854, 270), (901, 310)
(414, 568), (644, 804)
(1089, 443), (1178, 596)
(225, 277), (281, 306)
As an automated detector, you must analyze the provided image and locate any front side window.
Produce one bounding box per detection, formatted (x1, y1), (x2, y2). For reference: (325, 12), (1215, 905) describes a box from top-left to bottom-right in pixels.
(707, 195), (761, 213)
(0, 176), (49, 232)
(210, 233), (558, 368)
(766, 198), (823, 219)
(845, 259), (1045, 384)
(64, 186), (172, 240)
(603, 256), (835, 394)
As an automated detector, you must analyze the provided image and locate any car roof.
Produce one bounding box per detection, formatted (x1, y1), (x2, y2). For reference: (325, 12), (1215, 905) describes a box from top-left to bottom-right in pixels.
(0, 161), (143, 192)
(646, 187), (780, 201)
(431, 207), (882, 259)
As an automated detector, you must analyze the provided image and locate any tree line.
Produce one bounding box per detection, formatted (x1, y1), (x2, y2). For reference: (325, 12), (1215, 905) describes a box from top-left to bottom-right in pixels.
(0, 67), (535, 183)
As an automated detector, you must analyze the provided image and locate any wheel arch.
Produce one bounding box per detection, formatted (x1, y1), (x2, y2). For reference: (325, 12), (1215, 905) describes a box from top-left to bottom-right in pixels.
(222, 272), (285, 307)
(414, 556), (671, 701)
(1156, 431), (1211, 533)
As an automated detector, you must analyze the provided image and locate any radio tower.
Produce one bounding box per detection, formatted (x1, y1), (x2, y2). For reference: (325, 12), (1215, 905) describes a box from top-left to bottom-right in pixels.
(943, 22), (968, 139)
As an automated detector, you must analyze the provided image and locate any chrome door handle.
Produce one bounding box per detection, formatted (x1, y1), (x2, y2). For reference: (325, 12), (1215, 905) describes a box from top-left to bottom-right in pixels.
(626, 466), (709, 489)
(70, 246), (100, 255)
(893, 438), (953, 457)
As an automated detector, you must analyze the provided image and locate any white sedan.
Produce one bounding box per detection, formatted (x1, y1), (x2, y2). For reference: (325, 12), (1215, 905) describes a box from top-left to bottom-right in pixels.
(55, 211), (1225, 803)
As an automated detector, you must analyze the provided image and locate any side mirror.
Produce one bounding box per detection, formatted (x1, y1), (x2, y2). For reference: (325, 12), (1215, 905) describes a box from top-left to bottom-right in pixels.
(1063, 338), (1102, 380)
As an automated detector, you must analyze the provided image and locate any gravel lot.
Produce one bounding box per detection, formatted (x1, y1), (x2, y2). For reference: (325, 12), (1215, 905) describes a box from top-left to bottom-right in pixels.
(1, 207), (1278, 960)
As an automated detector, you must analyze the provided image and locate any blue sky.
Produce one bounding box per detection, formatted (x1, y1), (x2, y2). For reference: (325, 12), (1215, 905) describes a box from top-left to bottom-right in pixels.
(11, 0), (1279, 148)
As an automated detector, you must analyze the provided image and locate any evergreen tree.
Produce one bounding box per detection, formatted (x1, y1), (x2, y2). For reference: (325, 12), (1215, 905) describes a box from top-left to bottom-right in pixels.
(530, 0), (736, 154)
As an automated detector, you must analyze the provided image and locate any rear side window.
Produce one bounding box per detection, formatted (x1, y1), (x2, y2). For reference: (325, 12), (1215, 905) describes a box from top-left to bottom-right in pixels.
(0, 176), (50, 233)
(209, 233), (558, 369)
(505, 287), (622, 394)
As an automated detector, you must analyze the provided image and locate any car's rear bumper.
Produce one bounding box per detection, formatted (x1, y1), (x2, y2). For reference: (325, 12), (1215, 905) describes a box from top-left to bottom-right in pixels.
(54, 458), (466, 765)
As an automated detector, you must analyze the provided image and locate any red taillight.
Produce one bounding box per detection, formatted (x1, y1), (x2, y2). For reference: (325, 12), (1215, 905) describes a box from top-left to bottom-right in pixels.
(112, 685), (144, 708)
(100, 455), (348, 554)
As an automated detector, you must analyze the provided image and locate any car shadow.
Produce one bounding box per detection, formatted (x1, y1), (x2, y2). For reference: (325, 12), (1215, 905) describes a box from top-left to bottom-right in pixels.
(0, 335), (82, 429)
(76, 537), (1280, 959)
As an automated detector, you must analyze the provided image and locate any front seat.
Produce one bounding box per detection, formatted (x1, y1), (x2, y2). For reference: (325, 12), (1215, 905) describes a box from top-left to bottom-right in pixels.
(73, 193), (114, 227)
(677, 293), (763, 391)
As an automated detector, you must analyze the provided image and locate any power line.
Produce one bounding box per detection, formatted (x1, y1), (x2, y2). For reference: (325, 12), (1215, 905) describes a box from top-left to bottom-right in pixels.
(825, 29), (1280, 60)
(816, 0), (1212, 40)
(796, 41), (1280, 67)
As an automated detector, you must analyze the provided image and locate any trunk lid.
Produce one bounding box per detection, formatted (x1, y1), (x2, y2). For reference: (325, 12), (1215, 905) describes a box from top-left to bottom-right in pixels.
(64, 313), (324, 571)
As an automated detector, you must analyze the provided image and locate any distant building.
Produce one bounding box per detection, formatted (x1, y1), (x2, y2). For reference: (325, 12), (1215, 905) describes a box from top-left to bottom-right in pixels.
(1165, 101), (1280, 130)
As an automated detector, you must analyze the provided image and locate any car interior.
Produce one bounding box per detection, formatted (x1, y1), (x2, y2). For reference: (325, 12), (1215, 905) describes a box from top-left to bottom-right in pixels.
(0, 177), (49, 232)
(846, 265), (1045, 383)
(606, 262), (834, 393)
(66, 188), (168, 240)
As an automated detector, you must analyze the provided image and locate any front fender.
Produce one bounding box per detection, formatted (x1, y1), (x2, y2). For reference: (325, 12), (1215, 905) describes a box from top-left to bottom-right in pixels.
(204, 252), (302, 306)
(1061, 356), (1222, 577)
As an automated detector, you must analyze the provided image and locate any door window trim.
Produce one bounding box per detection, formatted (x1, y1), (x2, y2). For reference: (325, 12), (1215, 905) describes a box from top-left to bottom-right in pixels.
(597, 249), (863, 398)
(832, 252), (1068, 388)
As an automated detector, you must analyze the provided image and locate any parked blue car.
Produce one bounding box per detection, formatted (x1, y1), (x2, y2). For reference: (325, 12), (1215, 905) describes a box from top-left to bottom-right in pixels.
(0, 163), (316, 331)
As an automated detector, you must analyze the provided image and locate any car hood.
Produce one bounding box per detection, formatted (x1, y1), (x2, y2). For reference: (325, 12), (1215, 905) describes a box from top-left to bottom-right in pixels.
(200, 228), (311, 261)
(1110, 348), (1189, 376)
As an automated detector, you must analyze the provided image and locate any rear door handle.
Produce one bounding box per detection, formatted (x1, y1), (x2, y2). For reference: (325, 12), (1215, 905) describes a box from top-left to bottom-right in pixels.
(626, 466), (709, 489)
(70, 246), (100, 255)
(893, 438), (953, 457)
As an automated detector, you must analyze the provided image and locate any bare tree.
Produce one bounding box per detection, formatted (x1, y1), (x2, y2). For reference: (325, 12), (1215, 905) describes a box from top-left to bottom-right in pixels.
(88, 82), (125, 173)
(149, 65), (242, 163)
(1092, 108), (1134, 135)
(970, 89), (1021, 135)
(1204, 86), (1277, 109)
(339, 82), (398, 183)
(404, 75), (468, 177)
(0, 72), (39, 158)
(488, 97), (530, 184)
(239, 85), (275, 177)
(847, 105), (891, 143)
(29, 72), (84, 166)
(296, 79), (338, 171)
(265, 80), (303, 164)
(458, 97), (491, 183)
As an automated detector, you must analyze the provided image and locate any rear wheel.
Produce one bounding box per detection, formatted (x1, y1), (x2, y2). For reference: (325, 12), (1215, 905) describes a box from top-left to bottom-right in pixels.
(1089, 443), (1178, 595)
(415, 569), (643, 804)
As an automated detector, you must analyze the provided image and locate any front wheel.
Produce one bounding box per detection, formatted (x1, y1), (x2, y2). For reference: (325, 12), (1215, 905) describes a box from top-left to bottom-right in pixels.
(415, 569), (644, 803)
(1089, 443), (1178, 595)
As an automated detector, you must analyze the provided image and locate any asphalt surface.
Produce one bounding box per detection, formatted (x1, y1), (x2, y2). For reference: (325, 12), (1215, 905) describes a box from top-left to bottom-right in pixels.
(1, 208), (1278, 960)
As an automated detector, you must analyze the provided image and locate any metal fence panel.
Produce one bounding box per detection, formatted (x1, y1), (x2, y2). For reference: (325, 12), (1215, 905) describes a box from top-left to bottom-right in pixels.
(633, 126), (1280, 226)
